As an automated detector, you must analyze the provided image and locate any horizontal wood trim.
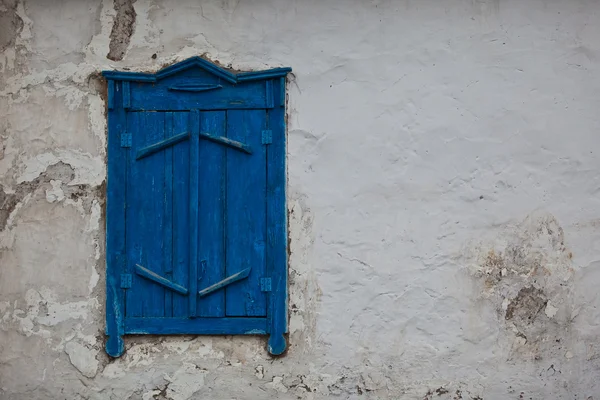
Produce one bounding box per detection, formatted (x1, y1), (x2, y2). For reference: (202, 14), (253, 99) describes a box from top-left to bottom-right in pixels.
(102, 57), (291, 83)
(129, 79), (269, 111)
(168, 83), (223, 92)
(124, 317), (268, 335)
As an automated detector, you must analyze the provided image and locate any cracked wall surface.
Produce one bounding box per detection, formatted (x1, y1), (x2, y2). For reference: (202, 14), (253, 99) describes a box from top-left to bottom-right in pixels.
(1, 0), (600, 399)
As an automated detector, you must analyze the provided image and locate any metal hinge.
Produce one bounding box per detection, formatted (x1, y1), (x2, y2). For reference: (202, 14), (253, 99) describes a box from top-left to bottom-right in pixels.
(120, 274), (132, 289)
(260, 277), (272, 292)
(120, 133), (132, 148)
(261, 130), (272, 145)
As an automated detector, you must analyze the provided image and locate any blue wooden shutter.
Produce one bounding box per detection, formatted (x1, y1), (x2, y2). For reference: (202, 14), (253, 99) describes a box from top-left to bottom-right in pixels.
(103, 58), (291, 357)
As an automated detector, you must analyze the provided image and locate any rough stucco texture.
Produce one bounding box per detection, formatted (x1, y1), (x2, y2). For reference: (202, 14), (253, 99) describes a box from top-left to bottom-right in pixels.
(1, 0), (600, 399)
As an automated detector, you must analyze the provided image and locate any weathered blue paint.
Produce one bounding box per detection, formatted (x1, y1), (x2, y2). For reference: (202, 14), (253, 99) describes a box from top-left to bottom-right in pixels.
(189, 109), (200, 318)
(122, 81), (130, 109)
(107, 80), (115, 109)
(197, 111), (226, 317)
(262, 130), (273, 145)
(198, 267), (251, 297)
(266, 80), (274, 108)
(120, 132), (132, 148)
(120, 273), (132, 289)
(102, 56), (291, 82)
(105, 80), (127, 358)
(103, 57), (290, 357)
(172, 111), (190, 318)
(198, 131), (252, 154)
(125, 317), (268, 335)
(128, 78), (271, 111)
(236, 68), (293, 82)
(164, 112), (175, 317)
(135, 264), (189, 295)
(280, 77), (286, 107)
(267, 77), (289, 355)
(136, 131), (189, 160)
(169, 83), (223, 92)
(260, 277), (272, 292)
(225, 110), (268, 317)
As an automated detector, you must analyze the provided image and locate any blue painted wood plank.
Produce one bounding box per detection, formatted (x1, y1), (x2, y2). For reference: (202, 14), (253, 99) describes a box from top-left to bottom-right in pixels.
(266, 80), (274, 108)
(135, 131), (189, 160)
(197, 111), (226, 317)
(267, 78), (288, 355)
(198, 268), (250, 298)
(236, 67), (292, 82)
(279, 77), (285, 107)
(107, 80), (115, 109)
(125, 317), (268, 335)
(169, 83), (222, 92)
(226, 110), (267, 317)
(102, 71), (156, 82)
(145, 111), (167, 318)
(105, 80), (127, 357)
(124, 111), (142, 318)
(126, 112), (166, 318)
(146, 111), (168, 317)
(199, 132), (252, 154)
(172, 112), (191, 318)
(189, 109), (200, 317)
(135, 264), (188, 295)
(122, 81), (130, 109)
(129, 79), (267, 111)
(164, 112), (174, 317)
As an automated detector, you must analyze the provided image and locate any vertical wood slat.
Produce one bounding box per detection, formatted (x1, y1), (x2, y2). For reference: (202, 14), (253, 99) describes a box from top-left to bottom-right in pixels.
(197, 111), (226, 317)
(266, 80), (274, 108)
(124, 112), (167, 318)
(189, 109), (200, 317)
(105, 79), (126, 357)
(164, 112), (174, 317)
(172, 112), (190, 317)
(125, 112), (142, 317)
(225, 110), (267, 317)
(122, 81), (131, 109)
(266, 78), (288, 355)
(107, 80), (115, 110)
(140, 112), (166, 317)
(279, 77), (285, 107)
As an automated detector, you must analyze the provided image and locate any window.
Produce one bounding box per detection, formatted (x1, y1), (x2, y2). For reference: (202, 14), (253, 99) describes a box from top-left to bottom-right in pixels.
(103, 57), (290, 357)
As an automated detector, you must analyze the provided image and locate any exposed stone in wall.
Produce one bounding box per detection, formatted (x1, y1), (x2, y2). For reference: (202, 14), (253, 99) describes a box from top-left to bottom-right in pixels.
(464, 212), (577, 363)
(107, 0), (136, 61)
(0, 162), (76, 232)
(0, 0), (23, 53)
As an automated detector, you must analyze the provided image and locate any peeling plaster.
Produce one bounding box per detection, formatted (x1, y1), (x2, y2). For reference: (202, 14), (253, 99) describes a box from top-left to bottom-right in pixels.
(107, 0), (137, 61)
(0, 0), (23, 53)
(266, 376), (288, 394)
(3, 287), (98, 339)
(163, 363), (207, 400)
(65, 340), (99, 378)
(17, 150), (105, 186)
